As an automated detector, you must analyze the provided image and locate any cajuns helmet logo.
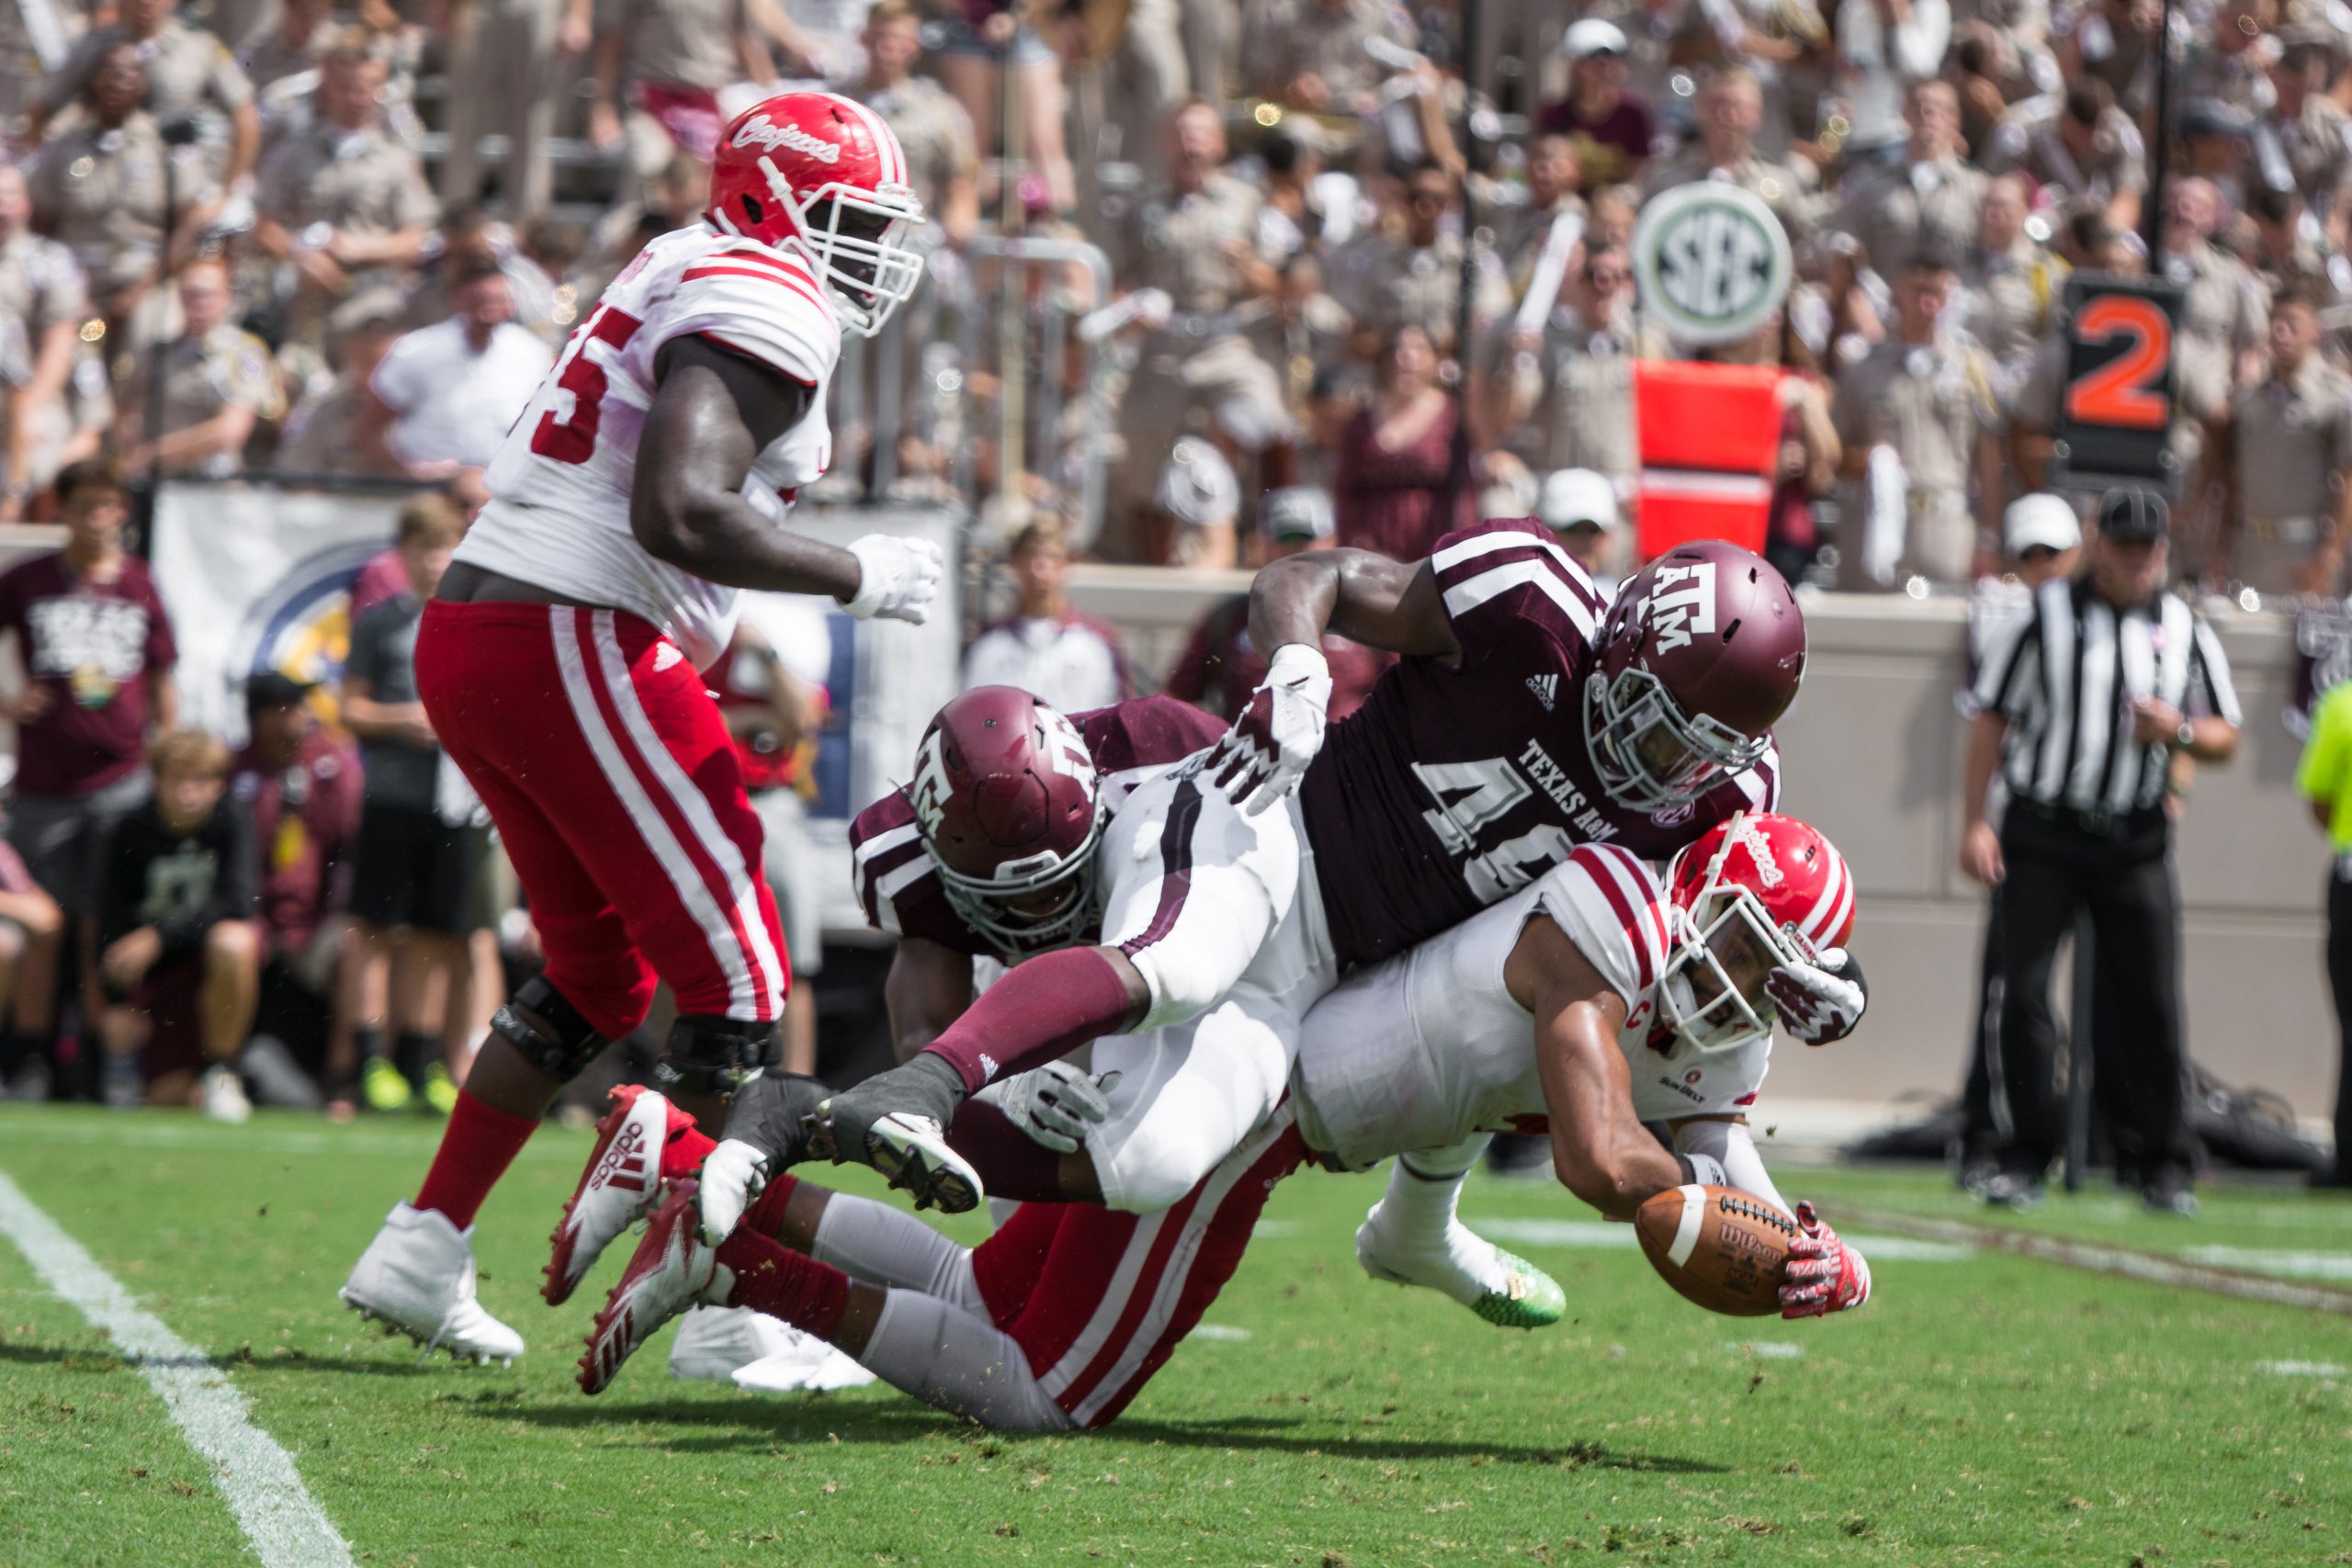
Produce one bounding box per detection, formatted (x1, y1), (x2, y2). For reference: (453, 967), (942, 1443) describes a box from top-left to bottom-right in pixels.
(732, 114), (842, 164)
(1644, 560), (1718, 655)
(1728, 814), (1785, 888)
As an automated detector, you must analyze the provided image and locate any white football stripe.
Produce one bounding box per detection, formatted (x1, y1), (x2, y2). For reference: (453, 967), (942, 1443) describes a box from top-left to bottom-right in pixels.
(1666, 1184), (1706, 1268)
(0, 1169), (356, 1568)
(1442, 560), (1600, 642)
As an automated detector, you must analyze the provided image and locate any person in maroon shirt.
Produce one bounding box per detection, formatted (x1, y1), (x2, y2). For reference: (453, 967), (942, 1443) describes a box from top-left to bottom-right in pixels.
(1334, 327), (1476, 562)
(0, 459), (175, 1093)
(1537, 21), (1657, 190)
(232, 670), (364, 1095)
(1165, 487), (1393, 723)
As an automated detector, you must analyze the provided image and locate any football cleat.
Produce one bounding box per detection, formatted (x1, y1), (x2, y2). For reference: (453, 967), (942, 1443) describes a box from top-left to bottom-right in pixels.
(340, 1202), (525, 1365)
(546, 1084), (674, 1305)
(1355, 1202), (1566, 1331)
(854, 1110), (983, 1215)
(669, 1304), (876, 1392)
(200, 1065), (251, 1124)
(579, 1180), (730, 1395)
(420, 1062), (459, 1118)
(362, 1055), (413, 1113)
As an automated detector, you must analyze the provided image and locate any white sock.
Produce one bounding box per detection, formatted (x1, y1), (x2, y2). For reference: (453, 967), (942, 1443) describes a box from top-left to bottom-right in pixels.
(809, 1192), (982, 1309)
(1363, 1137), (1512, 1305)
(854, 1290), (1070, 1432)
(1378, 1134), (1489, 1236)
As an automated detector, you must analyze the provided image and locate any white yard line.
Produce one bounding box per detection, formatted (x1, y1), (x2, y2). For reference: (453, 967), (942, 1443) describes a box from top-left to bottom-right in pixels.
(0, 1168), (356, 1568)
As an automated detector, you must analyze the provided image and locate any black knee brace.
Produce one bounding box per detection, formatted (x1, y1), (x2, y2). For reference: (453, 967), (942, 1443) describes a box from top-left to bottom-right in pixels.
(656, 1013), (780, 1098)
(489, 976), (608, 1083)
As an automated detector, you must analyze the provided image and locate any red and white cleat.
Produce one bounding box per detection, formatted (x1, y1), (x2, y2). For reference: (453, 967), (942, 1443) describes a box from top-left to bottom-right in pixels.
(546, 1085), (676, 1306)
(578, 1180), (730, 1395)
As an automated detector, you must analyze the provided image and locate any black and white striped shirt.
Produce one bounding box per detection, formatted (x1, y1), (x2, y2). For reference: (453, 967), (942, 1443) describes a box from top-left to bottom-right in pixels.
(1973, 578), (2244, 817)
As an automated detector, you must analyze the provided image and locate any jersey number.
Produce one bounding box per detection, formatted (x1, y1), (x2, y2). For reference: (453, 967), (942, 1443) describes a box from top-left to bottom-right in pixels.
(530, 304), (646, 464)
(1411, 758), (1576, 903)
(2064, 295), (2171, 432)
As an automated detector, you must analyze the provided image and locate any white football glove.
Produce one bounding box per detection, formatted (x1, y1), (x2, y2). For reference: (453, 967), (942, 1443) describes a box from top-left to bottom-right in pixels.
(1767, 946), (1868, 1045)
(995, 1064), (1121, 1154)
(695, 1137), (770, 1247)
(1203, 642), (1332, 816)
(842, 534), (944, 624)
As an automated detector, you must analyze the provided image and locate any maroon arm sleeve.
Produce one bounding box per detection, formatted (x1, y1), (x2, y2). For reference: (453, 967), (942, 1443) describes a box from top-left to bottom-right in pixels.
(916, 944), (1136, 1096)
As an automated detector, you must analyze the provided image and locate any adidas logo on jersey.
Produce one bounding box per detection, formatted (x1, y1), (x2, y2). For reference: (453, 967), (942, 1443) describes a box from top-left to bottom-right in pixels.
(653, 642), (685, 672)
(730, 113), (842, 163)
(1525, 673), (1558, 712)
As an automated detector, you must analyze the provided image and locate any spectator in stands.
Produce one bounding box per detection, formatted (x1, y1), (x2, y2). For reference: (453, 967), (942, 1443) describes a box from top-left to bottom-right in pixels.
(277, 316), (408, 477)
(588, 0), (775, 184)
(1334, 323), (1473, 561)
(1833, 245), (2001, 590)
(95, 728), (262, 1120)
(926, 0), (1077, 214)
(1239, 0), (1419, 118)
(0, 460), (175, 1082)
(365, 259), (553, 474)
(854, 1), (979, 250)
(27, 43), (209, 329)
(232, 671), (363, 1107)
(2257, 28), (2352, 251)
(339, 495), (469, 1113)
(1477, 241), (1658, 504)
(1328, 159), (1508, 359)
(33, 0), (262, 193)
(1538, 20), (1654, 190)
(2245, 186), (2343, 303)
(1535, 468), (1624, 599)
(1829, 79), (1985, 278)
(1984, 77), (2146, 236)
(1167, 485), (1390, 721)
(437, 0), (566, 220)
(252, 31), (438, 344)
(1106, 100), (1289, 562)
(0, 835), (63, 1101)
(2161, 177), (2271, 435)
(116, 258), (286, 478)
(1835, 0), (1951, 160)
(2200, 280), (2352, 599)
(1959, 175), (2066, 412)
(1491, 134), (1584, 299)
(1642, 67), (1812, 241)
(1152, 435), (1242, 570)
(0, 166), (103, 518)
(961, 517), (1131, 714)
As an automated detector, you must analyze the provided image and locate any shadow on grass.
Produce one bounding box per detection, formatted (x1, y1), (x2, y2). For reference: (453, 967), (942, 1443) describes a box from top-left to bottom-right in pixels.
(454, 1393), (1724, 1472)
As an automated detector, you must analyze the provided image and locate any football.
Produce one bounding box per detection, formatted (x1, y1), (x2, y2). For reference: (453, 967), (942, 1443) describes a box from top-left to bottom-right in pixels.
(1634, 1184), (1798, 1316)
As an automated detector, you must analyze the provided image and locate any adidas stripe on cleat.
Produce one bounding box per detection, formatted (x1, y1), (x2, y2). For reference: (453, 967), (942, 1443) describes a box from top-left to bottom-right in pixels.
(546, 1084), (673, 1305)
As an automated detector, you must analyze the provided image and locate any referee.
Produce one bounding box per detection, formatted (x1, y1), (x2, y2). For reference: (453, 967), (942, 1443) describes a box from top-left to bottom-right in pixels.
(1960, 490), (2244, 1214)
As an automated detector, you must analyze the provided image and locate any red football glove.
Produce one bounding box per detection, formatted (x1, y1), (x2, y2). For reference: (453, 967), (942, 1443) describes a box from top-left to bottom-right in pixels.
(1779, 1201), (1871, 1319)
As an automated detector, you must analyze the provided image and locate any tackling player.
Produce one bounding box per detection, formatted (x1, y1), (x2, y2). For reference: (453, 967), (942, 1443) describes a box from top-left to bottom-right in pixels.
(572, 812), (1875, 1424)
(338, 91), (945, 1364)
(707, 531), (1814, 1225)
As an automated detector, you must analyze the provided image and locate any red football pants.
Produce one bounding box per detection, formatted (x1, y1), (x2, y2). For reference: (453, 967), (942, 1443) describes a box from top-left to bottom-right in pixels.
(414, 600), (788, 1041)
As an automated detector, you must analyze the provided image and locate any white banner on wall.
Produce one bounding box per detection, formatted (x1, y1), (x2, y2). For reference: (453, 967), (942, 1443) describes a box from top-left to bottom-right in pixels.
(151, 481), (413, 745)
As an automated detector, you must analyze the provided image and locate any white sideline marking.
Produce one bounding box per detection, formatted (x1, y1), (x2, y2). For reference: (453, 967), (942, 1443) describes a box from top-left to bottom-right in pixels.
(1190, 1324), (1251, 1342)
(1474, 1216), (1973, 1263)
(1727, 1340), (1805, 1359)
(2258, 1359), (2346, 1378)
(0, 1113), (577, 1162)
(2185, 1246), (2352, 1281)
(0, 1169), (356, 1568)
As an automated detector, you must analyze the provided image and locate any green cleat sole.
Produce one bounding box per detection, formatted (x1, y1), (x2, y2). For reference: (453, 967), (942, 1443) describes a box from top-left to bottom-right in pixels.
(1470, 1248), (1566, 1329)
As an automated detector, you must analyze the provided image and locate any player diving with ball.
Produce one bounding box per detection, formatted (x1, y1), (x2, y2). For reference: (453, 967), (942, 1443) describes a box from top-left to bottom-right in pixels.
(568, 808), (1874, 1426)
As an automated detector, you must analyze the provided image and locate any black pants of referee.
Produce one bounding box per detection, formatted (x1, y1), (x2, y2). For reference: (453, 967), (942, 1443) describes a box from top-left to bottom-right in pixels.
(1994, 804), (2192, 1186)
(2326, 867), (2352, 1182)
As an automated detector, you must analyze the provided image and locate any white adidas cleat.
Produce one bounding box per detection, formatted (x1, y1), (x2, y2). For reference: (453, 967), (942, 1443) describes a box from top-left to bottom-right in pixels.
(201, 1065), (251, 1124)
(861, 1111), (983, 1214)
(669, 1303), (876, 1393)
(546, 1085), (673, 1305)
(580, 1180), (730, 1395)
(341, 1202), (526, 1365)
(1354, 1201), (1566, 1331)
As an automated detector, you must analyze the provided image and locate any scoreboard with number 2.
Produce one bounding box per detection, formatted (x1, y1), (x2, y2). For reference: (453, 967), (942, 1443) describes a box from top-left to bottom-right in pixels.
(2049, 273), (2188, 498)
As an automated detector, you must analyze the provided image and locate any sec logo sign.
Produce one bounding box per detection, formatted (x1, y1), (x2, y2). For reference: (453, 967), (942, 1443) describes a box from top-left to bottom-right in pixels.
(1632, 184), (1793, 347)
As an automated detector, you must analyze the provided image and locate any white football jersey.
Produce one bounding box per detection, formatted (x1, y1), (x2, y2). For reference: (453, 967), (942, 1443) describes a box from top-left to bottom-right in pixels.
(464, 224), (841, 670)
(1292, 843), (1771, 1170)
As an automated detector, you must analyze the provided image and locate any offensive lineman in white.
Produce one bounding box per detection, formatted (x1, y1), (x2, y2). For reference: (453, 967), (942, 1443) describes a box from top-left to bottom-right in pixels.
(337, 92), (944, 1376)
(570, 816), (1874, 1426)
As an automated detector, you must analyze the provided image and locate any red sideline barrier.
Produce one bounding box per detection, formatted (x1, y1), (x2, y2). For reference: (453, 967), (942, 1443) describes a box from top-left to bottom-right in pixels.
(1634, 361), (1782, 561)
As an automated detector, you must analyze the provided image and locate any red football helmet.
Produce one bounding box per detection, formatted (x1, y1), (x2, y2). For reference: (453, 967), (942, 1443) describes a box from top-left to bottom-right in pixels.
(905, 686), (1105, 951)
(707, 91), (925, 337)
(1657, 812), (1856, 1054)
(1582, 541), (1805, 813)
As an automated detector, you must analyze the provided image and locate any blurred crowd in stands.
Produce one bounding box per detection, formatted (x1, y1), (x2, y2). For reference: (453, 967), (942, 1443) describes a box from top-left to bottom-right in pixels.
(0, 0), (2350, 1110)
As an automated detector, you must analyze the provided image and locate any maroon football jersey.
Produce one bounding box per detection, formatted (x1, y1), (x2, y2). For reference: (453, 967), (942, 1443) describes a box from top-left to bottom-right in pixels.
(1299, 518), (1780, 968)
(851, 694), (1225, 959)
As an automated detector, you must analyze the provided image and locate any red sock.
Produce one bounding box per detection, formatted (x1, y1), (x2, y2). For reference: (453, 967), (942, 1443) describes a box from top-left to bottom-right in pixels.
(660, 1122), (716, 1182)
(413, 1090), (539, 1230)
(743, 1169), (800, 1237)
(717, 1227), (849, 1340)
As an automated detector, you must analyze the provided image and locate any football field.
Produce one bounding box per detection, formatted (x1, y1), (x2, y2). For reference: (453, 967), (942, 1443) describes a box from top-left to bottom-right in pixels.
(4, 1106), (2350, 1566)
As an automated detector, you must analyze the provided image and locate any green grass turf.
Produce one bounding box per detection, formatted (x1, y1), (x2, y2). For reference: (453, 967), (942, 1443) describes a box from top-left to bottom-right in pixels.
(4, 1107), (2352, 1565)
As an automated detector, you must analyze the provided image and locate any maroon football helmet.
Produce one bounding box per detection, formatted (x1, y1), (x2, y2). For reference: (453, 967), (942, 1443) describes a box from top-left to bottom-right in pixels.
(904, 686), (1105, 951)
(1582, 541), (1806, 812)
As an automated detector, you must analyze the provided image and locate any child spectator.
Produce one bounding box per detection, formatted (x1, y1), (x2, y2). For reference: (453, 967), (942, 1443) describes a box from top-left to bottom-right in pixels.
(95, 730), (262, 1120)
(339, 493), (470, 1113)
(232, 671), (364, 1104)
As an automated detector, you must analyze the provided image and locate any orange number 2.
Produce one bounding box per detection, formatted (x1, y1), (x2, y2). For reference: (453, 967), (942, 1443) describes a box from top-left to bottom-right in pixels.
(2064, 296), (2173, 431)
